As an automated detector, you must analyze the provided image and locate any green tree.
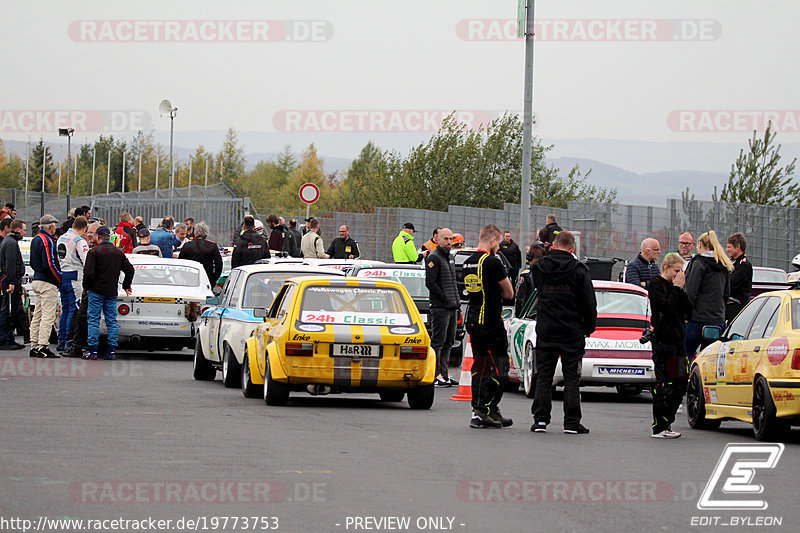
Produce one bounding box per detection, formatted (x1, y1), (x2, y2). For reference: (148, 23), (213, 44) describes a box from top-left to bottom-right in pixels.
(275, 144), (297, 185)
(0, 139), (24, 189)
(338, 142), (390, 212)
(219, 127), (246, 191)
(27, 139), (55, 192)
(712, 123), (798, 206)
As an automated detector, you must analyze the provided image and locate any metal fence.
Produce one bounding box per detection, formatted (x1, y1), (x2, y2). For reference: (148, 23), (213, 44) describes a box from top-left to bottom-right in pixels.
(7, 184), (797, 272)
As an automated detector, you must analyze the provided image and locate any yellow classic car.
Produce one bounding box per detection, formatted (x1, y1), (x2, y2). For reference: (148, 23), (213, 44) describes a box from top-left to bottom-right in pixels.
(241, 276), (436, 408)
(688, 290), (800, 440)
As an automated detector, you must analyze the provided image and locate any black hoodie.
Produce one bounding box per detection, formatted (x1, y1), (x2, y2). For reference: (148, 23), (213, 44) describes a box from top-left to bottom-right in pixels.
(233, 229), (270, 268)
(531, 249), (597, 351)
(684, 253), (730, 324)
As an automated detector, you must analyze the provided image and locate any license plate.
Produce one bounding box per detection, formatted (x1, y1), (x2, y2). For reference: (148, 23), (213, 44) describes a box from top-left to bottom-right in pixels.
(331, 344), (382, 358)
(142, 297), (177, 303)
(596, 366), (646, 376)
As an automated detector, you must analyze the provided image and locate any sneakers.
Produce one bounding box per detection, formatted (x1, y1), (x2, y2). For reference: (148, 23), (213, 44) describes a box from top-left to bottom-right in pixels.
(564, 424), (590, 434)
(0, 343), (24, 350)
(652, 429), (682, 439)
(29, 345), (42, 358)
(447, 377), (458, 386)
(489, 409), (513, 427)
(434, 377), (450, 388)
(56, 341), (68, 352)
(104, 347), (117, 360)
(84, 348), (98, 360)
(64, 346), (84, 358)
(38, 346), (61, 358)
(470, 411), (502, 429)
(531, 422), (548, 433)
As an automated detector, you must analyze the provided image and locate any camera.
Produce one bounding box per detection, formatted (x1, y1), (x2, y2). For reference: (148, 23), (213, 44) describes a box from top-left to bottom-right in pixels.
(639, 327), (654, 345)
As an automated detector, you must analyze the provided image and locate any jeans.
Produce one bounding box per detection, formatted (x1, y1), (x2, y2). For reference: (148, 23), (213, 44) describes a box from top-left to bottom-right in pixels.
(685, 320), (725, 359)
(651, 342), (690, 433)
(0, 290), (22, 345)
(58, 271), (79, 344)
(87, 291), (118, 348)
(429, 308), (457, 379)
(533, 347), (583, 428)
(30, 280), (58, 346)
(468, 327), (509, 415)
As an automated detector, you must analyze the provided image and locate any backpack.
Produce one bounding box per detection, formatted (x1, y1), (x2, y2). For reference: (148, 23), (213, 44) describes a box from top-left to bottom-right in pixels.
(282, 228), (298, 257)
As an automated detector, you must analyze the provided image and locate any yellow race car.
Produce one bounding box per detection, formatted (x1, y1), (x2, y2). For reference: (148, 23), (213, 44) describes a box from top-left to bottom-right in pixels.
(688, 290), (800, 440)
(241, 276), (436, 408)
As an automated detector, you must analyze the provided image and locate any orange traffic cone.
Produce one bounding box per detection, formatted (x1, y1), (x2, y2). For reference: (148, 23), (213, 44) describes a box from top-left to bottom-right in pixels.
(450, 334), (473, 401)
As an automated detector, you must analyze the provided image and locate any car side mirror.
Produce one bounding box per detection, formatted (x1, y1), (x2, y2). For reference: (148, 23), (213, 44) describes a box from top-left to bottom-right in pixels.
(205, 295), (220, 305)
(702, 325), (722, 341)
(253, 307), (268, 318)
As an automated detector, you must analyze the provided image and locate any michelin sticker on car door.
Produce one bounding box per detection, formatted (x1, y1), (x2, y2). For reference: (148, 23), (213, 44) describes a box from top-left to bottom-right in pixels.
(717, 342), (729, 379)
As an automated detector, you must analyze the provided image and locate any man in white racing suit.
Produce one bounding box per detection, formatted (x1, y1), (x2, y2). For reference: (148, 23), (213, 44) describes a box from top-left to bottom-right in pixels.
(56, 216), (89, 352)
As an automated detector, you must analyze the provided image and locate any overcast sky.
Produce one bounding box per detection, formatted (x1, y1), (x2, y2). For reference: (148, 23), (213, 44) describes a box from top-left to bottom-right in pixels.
(2, 0), (798, 161)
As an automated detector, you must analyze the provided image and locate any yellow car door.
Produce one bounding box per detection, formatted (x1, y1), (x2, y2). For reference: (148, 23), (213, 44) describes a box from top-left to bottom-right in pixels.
(715, 298), (766, 405)
(730, 296), (782, 406)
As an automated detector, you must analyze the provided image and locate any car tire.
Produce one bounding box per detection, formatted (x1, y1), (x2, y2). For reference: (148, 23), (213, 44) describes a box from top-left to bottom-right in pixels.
(264, 357), (290, 406)
(379, 391), (405, 402)
(192, 337), (216, 381)
(241, 349), (263, 399)
(222, 345), (242, 389)
(407, 384), (435, 410)
(686, 367), (720, 430)
(523, 343), (537, 399)
(752, 376), (787, 441)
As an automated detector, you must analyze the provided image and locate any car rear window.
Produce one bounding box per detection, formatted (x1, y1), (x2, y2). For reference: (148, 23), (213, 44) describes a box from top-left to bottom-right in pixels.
(791, 299), (800, 330)
(754, 269), (788, 283)
(596, 289), (648, 316)
(299, 285), (411, 326)
(131, 264), (199, 287)
(242, 272), (340, 308)
(357, 268), (428, 299)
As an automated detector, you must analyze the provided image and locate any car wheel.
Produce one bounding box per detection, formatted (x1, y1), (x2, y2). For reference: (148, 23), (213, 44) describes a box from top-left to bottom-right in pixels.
(752, 376), (787, 441)
(241, 349), (263, 399)
(407, 384), (435, 409)
(192, 337), (216, 381)
(222, 345), (242, 389)
(686, 367), (720, 430)
(379, 391), (405, 402)
(264, 356), (290, 406)
(523, 343), (537, 399)
(616, 385), (644, 399)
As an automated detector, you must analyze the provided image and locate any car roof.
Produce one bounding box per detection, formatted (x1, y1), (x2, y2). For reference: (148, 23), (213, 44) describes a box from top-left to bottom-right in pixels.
(592, 280), (648, 295)
(753, 266), (787, 273)
(289, 276), (406, 290)
(125, 256), (204, 269)
(232, 264), (346, 276)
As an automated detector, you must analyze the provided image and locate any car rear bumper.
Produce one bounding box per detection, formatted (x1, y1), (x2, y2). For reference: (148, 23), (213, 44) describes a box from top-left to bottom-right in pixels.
(554, 357), (655, 385)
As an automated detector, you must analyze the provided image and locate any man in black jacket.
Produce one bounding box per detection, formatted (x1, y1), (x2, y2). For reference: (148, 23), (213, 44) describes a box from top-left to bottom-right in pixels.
(233, 216), (270, 268)
(0, 219), (27, 350)
(327, 225), (360, 259)
(287, 219), (303, 258)
(539, 214), (562, 251)
(515, 243), (543, 317)
(178, 222), (223, 285)
(499, 231), (522, 283)
(83, 226), (134, 360)
(725, 232), (753, 323)
(531, 231), (597, 434)
(425, 228), (459, 387)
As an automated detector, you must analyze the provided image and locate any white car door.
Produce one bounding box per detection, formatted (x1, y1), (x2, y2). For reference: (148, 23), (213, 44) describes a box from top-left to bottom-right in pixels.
(207, 271), (240, 362)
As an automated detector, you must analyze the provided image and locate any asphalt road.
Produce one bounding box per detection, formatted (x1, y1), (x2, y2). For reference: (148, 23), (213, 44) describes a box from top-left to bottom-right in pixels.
(1, 346), (799, 533)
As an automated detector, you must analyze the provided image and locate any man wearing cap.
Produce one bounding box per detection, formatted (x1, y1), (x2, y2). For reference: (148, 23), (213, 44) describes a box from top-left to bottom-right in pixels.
(29, 215), (63, 358)
(55, 215), (89, 353)
(83, 226), (134, 360)
(392, 223), (423, 264)
(132, 228), (162, 256)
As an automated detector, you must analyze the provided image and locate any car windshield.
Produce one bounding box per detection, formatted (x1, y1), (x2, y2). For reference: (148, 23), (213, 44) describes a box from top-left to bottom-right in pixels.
(753, 269), (787, 283)
(242, 272), (334, 308)
(595, 289), (649, 316)
(357, 268), (428, 298)
(299, 285), (411, 326)
(221, 256), (232, 274)
(131, 264), (200, 287)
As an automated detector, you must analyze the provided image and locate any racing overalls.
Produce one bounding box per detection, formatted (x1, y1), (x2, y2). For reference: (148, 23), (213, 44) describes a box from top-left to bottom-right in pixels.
(56, 228), (89, 347)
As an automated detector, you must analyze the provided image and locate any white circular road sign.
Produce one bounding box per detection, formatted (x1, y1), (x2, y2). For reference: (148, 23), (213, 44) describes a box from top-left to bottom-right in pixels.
(299, 183), (320, 204)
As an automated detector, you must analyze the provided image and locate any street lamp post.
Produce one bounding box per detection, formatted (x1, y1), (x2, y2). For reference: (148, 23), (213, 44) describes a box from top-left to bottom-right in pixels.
(59, 127), (75, 214)
(520, 0), (535, 248)
(159, 99), (177, 216)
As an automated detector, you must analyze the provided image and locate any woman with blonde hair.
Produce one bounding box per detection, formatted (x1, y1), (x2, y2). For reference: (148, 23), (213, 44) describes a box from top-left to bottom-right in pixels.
(684, 230), (733, 358)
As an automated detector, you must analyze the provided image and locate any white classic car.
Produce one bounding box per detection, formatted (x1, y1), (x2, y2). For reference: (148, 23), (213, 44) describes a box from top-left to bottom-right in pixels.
(506, 280), (655, 398)
(193, 264), (345, 387)
(101, 256), (214, 350)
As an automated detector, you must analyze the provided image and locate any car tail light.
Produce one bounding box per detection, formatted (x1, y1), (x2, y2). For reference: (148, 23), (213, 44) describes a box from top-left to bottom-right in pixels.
(118, 304), (130, 315)
(400, 346), (428, 359)
(792, 348), (800, 370)
(457, 310), (463, 325)
(286, 342), (313, 356)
